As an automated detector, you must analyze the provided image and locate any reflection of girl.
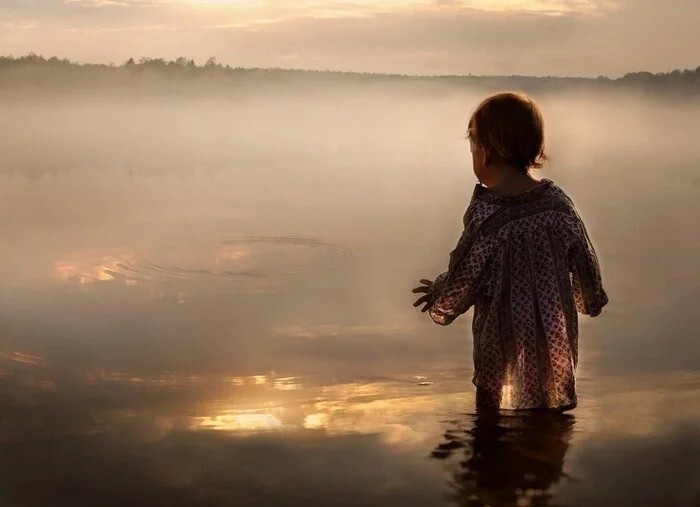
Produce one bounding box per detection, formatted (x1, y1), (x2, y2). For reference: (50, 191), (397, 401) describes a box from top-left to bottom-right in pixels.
(432, 412), (575, 506)
(413, 92), (608, 410)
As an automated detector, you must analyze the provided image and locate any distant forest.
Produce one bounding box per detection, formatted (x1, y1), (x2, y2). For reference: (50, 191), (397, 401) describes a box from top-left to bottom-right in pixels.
(1, 53), (698, 96)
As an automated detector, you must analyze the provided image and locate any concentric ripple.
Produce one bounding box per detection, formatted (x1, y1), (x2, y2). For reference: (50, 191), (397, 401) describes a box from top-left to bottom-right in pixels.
(111, 236), (353, 282)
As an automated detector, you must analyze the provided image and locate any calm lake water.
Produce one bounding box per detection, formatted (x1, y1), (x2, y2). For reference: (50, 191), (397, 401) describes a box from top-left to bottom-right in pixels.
(0, 86), (698, 506)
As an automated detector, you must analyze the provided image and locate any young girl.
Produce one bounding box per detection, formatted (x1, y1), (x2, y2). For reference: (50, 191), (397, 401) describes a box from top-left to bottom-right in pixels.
(412, 91), (608, 411)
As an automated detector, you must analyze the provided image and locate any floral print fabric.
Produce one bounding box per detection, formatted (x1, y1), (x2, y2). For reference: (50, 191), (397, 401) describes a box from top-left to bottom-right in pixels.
(427, 178), (608, 410)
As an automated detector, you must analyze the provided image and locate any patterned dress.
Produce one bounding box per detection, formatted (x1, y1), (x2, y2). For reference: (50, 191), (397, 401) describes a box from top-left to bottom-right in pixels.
(427, 178), (608, 410)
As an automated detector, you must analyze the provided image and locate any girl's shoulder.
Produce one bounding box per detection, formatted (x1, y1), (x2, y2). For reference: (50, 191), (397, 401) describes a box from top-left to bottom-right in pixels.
(469, 178), (576, 212)
(543, 181), (577, 209)
(465, 179), (583, 236)
(464, 187), (503, 229)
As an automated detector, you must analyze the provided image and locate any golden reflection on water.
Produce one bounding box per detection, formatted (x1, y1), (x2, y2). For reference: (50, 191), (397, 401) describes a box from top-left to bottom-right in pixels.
(52, 246), (254, 287)
(187, 372), (472, 445)
(213, 245), (250, 266)
(2, 348), (699, 446)
(91, 367), (700, 447)
(54, 257), (124, 285)
(53, 249), (148, 287)
(0, 350), (46, 366)
(86, 371), (203, 386)
(52, 236), (353, 288)
(196, 412), (284, 431)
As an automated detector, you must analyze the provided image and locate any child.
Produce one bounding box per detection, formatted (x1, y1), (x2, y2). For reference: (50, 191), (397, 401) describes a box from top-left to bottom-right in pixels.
(412, 91), (608, 411)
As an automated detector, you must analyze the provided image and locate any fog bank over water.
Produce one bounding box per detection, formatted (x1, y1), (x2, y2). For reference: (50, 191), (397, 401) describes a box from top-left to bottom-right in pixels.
(1, 76), (698, 377)
(0, 72), (698, 505)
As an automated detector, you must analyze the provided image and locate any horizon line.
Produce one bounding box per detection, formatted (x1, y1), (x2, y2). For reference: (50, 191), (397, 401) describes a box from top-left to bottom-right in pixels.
(3, 52), (699, 82)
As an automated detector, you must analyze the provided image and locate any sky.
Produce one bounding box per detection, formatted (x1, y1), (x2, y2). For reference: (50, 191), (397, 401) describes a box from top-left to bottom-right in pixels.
(0, 0), (698, 77)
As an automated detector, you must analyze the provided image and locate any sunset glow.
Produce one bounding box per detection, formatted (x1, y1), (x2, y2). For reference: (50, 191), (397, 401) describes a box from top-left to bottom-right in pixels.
(2, 0), (691, 76)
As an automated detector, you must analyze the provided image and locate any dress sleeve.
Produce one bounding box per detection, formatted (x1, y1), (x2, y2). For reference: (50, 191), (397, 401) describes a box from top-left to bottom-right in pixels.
(567, 215), (609, 317)
(426, 226), (496, 326)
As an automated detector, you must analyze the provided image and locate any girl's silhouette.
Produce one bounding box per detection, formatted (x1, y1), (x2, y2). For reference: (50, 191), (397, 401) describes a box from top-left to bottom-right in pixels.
(413, 92), (608, 411)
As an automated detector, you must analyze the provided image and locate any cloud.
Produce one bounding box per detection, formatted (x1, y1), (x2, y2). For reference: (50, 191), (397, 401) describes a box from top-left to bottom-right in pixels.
(64, 0), (157, 6)
(0, 0), (697, 76)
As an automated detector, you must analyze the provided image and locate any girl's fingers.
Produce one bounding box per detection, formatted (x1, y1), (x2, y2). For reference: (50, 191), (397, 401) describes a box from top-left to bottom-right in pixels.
(412, 286), (429, 294)
(413, 295), (429, 307)
(419, 279), (433, 285)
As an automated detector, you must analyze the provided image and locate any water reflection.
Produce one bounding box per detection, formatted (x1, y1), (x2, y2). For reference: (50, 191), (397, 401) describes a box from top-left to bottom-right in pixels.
(1, 343), (699, 505)
(433, 412), (574, 507)
(0, 347), (468, 443)
(53, 236), (354, 287)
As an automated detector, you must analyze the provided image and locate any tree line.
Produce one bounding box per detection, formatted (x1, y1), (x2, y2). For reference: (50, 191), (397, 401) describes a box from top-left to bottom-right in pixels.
(1, 53), (698, 92)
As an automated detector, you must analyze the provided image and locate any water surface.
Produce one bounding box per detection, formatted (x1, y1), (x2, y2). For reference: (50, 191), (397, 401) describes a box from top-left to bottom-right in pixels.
(1, 87), (698, 506)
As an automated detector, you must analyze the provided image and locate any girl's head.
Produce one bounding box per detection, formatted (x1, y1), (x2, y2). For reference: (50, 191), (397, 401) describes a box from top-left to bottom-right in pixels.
(467, 91), (548, 180)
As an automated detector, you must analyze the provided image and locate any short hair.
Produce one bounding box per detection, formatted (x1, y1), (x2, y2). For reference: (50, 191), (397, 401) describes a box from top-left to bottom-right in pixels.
(467, 91), (549, 173)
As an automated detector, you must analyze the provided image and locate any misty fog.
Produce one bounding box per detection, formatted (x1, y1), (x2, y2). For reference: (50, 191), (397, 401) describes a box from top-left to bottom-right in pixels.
(1, 79), (697, 374)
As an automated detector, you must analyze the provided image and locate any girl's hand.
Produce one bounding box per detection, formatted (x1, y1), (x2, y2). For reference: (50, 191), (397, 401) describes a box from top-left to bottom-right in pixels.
(412, 278), (434, 312)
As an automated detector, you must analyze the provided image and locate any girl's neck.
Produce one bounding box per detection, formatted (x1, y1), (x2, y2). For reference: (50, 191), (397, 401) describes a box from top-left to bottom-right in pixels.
(480, 164), (541, 197)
